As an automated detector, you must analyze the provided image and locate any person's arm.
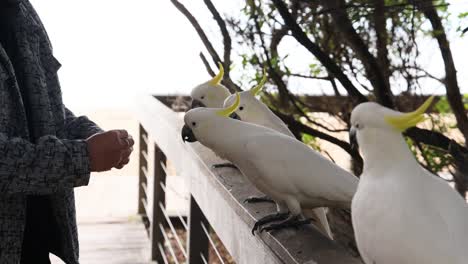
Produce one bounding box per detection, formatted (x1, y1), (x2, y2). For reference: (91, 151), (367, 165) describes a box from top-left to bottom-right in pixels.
(63, 107), (103, 140)
(0, 133), (91, 195)
(0, 128), (132, 195)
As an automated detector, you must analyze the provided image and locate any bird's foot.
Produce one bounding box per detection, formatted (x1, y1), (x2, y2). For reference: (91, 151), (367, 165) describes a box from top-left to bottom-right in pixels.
(260, 215), (311, 233)
(251, 212), (289, 235)
(243, 195), (276, 204)
(211, 163), (238, 169)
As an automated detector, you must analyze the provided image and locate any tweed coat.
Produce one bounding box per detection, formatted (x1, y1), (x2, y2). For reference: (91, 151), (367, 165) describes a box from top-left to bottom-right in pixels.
(0, 0), (102, 263)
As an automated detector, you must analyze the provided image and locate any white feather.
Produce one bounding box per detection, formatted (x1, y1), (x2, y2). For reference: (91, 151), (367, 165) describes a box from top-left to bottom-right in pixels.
(184, 110), (358, 233)
(351, 102), (468, 264)
(224, 92), (354, 238)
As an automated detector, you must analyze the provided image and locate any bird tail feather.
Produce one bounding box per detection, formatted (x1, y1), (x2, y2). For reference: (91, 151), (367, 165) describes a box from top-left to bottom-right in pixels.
(304, 208), (334, 240)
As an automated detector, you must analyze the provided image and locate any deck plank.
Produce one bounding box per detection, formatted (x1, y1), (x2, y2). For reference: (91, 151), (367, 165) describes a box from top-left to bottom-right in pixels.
(51, 219), (150, 264)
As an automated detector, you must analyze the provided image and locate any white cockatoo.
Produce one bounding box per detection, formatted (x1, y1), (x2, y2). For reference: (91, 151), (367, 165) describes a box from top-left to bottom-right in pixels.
(189, 63), (237, 169)
(190, 63), (232, 109)
(223, 75), (334, 239)
(223, 74), (291, 135)
(182, 94), (358, 234)
(350, 96), (468, 264)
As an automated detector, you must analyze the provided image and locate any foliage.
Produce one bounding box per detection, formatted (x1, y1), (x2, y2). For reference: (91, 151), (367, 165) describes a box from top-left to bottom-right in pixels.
(301, 133), (322, 152)
(224, 0), (466, 174)
(435, 94), (468, 114)
(171, 0), (468, 183)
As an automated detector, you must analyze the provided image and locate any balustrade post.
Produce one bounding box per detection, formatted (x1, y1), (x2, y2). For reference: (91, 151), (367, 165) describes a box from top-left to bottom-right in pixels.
(151, 143), (167, 262)
(187, 196), (209, 264)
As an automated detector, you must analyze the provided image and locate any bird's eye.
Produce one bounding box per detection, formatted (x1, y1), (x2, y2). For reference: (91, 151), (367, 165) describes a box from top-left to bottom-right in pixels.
(192, 122), (197, 127)
(200, 96), (205, 100)
(239, 106), (244, 111)
(355, 123), (360, 129)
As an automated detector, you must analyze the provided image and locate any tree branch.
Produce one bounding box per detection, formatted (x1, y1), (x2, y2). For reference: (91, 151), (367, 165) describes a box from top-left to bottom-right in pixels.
(199, 52), (215, 77)
(310, 2), (448, 16)
(290, 73), (331, 80)
(203, 0), (232, 77)
(393, 65), (444, 84)
(170, 0), (241, 92)
(412, 0), (468, 143)
(320, 0), (394, 108)
(170, 0), (221, 66)
(271, 0), (368, 105)
(251, 1), (290, 105)
(272, 109), (364, 168)
(405, 127), (468, 167)
(373, 0), (391, 87)
(328, 74), (342, 96)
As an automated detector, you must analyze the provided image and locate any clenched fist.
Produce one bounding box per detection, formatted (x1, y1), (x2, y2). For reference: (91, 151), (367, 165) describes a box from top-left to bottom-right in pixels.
(86, 130), (134, 172)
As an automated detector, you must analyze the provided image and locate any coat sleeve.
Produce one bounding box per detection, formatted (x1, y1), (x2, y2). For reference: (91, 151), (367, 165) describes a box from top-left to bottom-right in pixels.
(63, 107), (104, 140)
(0, 133), (91, 195)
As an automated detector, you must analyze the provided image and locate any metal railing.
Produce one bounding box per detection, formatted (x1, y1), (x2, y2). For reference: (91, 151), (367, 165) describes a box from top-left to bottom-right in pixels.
(136, 95), (362, 264)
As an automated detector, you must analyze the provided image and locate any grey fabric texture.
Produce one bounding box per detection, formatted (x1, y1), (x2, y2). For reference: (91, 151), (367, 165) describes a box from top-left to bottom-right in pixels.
(0, 0), (103, 263)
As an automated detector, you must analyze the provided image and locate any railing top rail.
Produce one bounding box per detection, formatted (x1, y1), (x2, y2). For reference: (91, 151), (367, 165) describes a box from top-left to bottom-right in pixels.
(136, 94), (362, 264)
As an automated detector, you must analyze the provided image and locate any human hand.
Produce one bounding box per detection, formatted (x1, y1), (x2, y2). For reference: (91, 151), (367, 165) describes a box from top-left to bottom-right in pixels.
(86, 130), (135, 172)
(115, 134), (134, 169)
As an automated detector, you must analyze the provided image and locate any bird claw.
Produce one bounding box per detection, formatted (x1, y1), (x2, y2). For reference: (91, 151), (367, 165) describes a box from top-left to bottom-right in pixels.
(251, 222), (261, 235)
(260, 217), (312, 233)
(243, 196), (275, 204)
(211, 163), (238, 169)
(251, 212), (290, 236)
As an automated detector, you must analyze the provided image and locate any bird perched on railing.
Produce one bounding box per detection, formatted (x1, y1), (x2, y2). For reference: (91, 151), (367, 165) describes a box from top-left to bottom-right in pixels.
(223, 73), (291, 137)
(188, 63), (239, 169)
(350, 96), (468, 264)
(189, 63), (231, 109)
(181, 94), (358, 234)
(223, 74), (333, 239)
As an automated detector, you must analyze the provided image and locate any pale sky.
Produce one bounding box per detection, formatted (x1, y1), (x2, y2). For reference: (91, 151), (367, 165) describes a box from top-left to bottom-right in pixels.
(30, 0), (467, 110)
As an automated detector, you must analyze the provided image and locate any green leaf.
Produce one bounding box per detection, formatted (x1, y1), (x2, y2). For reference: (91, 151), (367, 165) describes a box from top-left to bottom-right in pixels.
(458, 12), (468, 19)
(434, 96), (451, 114)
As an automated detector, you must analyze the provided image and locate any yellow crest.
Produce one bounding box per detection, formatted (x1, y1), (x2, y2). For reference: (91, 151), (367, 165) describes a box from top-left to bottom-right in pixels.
(250, 70), (268, 96)
(208, 62), (224, 86)
(216, 93), (240, 117)
(384, 96), (434, 131)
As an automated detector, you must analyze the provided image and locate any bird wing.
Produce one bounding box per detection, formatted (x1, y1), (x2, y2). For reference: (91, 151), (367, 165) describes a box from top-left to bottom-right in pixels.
(243, 133), (358, 205)
(424, 169), (468, 261)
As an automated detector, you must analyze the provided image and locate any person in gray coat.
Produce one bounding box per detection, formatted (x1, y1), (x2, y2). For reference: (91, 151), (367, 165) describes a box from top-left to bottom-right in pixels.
(0, 1), (135, 263)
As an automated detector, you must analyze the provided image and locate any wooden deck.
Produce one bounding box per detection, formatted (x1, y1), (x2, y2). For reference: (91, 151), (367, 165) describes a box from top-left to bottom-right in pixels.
(51, 218), (150, 264)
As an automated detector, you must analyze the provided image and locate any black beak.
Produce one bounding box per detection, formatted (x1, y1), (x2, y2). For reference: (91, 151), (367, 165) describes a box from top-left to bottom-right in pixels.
(229, 112), (241, 120)
(190, 99), (205, 109)
(349, 127), (358, 151)
(181, 124), (197, 143)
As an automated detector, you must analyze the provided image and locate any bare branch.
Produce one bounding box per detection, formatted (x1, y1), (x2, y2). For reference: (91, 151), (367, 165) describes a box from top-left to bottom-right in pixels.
(412, 0), (468, 142)
(170, 0), (241, 92)
(320, 0), (394, 108)
(271, 0), (368, 105)
(290, 73), (331, 80)
(323, 150), (337, 164)
(251, 1), (290, 104)
(329, 75), (342, 96)
(203, 0), (232, 76)
(310, 2), (448, 17)
(393, 65), (444, 84)
(199, 52), (215, 77)
(170, 0), (221, 66)
(273, 108), (364, 167)
(405, 127), (468, 166)
(373, 0), (391, 85)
